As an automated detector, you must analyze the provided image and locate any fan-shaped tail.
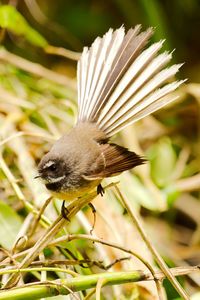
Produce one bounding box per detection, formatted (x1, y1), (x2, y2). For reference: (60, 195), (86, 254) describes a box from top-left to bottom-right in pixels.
(77, 26), (185, 137)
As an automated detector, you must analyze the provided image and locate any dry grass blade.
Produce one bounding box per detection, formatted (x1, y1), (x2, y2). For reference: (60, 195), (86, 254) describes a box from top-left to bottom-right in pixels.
(3, 189), (99, 288)
(0, 47), (76, 89)
(45, 45), (81, 60)
(114, 185), (190, 300)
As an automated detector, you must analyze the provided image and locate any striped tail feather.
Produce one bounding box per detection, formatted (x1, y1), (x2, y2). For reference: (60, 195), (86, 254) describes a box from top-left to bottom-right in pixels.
(77, 26), (185, 137)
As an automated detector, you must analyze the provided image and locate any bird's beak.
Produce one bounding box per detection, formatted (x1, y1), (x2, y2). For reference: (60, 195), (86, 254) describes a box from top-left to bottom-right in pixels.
(34, 175), (41, 179)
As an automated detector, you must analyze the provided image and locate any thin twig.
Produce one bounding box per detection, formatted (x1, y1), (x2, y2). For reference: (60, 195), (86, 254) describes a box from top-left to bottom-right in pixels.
(50, 233), (156, 275)
(51, 232), (163, 297)
(0, 87), (35, 109)
(4, 215), (65, 288)
(0, 153), (26, 205)
(96, 278), (105, 300)
(155, 280), (166, 300)
(0, 47), (76, 89)
(3, 189), (99, 288)
(24, 0), (82, 49)
(0, 154), (51, 227)
(51, 232), (166, 299)
(45, 45), (80, 60)
(1, 264), (199, 280)
(175, 173), (200, 192)
(28, 196), (53, 238)
(114, 185), (190, 300)
(84, 289), (95, 300)
(0, 131), (55, 148)
(0, 266), (199, 300)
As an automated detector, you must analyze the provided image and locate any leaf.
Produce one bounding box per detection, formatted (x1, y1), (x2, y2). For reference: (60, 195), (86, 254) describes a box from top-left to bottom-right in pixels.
(164, 185), (180, 207)
(0, 5), (48, 48)
(107, 173), (160, 210)
(148, 137), (177, 187)
(0, 199), (22, 250)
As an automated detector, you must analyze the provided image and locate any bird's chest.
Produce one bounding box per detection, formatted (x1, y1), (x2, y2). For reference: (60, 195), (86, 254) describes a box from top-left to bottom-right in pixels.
(49, 178), (101, 201)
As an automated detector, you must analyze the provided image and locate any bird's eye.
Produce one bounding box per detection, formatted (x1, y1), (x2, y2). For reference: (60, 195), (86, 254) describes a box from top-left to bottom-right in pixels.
(48, 163), (57, 171)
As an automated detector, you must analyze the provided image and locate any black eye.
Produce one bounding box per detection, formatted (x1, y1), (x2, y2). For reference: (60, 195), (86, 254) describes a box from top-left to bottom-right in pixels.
(48, 164), (57, 171)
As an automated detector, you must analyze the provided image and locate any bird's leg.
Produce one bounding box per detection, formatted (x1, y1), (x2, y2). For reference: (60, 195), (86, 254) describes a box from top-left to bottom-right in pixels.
(88, 203), (96, 235)
(97, 184), (105, 196)
(61, 200), (70, 221)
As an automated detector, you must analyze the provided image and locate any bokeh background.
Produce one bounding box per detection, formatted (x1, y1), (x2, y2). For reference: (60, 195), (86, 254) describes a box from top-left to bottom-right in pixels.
(2, 0), (200, 81)
(0, 1), (200, 299)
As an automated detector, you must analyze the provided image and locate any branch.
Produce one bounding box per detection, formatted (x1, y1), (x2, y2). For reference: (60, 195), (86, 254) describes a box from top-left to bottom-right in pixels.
(114, 185), (190, 300)
(0, 266), (199, 300)
(45, 45), (80, 60)
(50, 233), (157, 276)
(174, 173), (200, 192)
(0, 47), (76, 90)
(3, 184), (116, 288)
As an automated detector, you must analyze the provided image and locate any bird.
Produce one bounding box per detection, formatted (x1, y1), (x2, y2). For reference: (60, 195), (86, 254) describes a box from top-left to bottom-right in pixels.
(37, 25), (185, 205)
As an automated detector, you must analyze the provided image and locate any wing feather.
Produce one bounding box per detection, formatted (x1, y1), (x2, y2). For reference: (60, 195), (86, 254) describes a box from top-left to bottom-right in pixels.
(84, 143), (145, 179)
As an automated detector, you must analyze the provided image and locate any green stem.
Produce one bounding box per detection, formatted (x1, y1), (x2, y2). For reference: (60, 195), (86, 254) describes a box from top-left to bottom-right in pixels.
(0, 271), (144, 300)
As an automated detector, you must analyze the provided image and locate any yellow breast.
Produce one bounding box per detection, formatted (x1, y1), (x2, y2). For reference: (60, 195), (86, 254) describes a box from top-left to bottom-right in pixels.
(50, 179), (101, 201)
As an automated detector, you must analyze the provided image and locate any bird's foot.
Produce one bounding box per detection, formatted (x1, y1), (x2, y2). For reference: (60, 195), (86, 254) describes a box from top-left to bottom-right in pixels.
(61, 201), (70, 221)
(88, 203), (96, 235)
(97, 184), (105, 197)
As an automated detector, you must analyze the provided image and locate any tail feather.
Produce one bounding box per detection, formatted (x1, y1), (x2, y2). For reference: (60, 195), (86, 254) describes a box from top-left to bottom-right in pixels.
(88, 27), (154, 121)
(99, 64), (183, 133)
(85, 28), (125, 120)
(77, 26), (184, 137)
(78, 28), (125, 120)
(97, 43), (169, 127)
(104, 80), (186, 136)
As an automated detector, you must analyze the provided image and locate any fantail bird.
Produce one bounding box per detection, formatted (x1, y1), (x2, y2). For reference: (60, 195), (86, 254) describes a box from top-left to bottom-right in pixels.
(37, 26), (185, 200)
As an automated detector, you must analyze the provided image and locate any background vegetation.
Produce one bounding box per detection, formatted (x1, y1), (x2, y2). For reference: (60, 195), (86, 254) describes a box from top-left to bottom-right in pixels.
(0, 0), (200, 299)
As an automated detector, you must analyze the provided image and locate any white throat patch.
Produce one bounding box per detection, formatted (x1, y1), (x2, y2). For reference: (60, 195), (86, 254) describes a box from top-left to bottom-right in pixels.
(48, 175), (66, 183)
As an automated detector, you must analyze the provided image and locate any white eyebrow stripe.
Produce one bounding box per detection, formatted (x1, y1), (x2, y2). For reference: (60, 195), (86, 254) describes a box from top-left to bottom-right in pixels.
(43, 160), (55, 168)
(48, 175), (66, 183)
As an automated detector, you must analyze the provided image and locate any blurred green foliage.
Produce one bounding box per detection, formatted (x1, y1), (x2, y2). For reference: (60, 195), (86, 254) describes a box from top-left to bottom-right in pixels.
(0, 1), (200, 299)
(0, 5), (47, 47)
(0, 199), (22, 249)
(1, 0), (200, 80)
(149, 137), (177, 187)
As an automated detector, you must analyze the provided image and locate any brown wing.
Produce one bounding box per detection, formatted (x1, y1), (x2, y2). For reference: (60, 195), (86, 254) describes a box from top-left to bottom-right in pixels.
(83, 143), (146, 180)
